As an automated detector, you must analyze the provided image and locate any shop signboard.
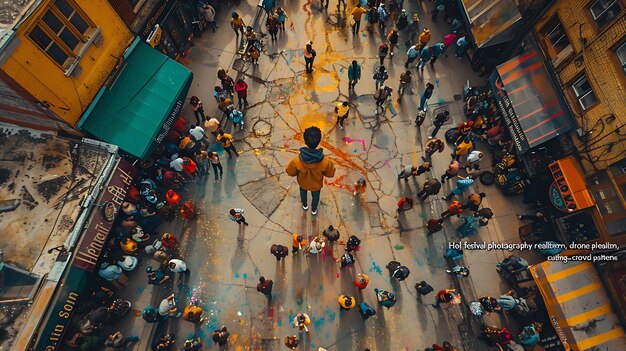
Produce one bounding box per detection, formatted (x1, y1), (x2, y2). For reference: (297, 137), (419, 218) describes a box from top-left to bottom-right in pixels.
(36, 267), (87, 351)
(548, 157), (594, 213)
(72, 159), (137, 272)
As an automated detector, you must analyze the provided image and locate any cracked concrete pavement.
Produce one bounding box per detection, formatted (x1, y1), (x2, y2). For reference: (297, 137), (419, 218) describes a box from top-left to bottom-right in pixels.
(114, 1), (542, 350)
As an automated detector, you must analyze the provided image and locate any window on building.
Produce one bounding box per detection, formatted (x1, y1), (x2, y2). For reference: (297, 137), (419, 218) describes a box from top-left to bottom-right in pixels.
(588, 171), (626, 237)
(571, 74), (598, 110)
(589, 0), (622, 29)
(28, 0), (94, 69)
(539, 16), (573, 66)
(616, 41), (626, 75)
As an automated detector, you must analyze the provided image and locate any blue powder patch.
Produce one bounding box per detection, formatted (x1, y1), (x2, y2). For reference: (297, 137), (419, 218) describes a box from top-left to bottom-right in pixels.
(369, 255), (383, 275)
(278, 319), (283, 327)
(243, 273), (248, 279)
(234, 273), (240, 278)
(135, 286), (145, 295)
(312, 316), (325, 328)
(325, 309), (336, 321)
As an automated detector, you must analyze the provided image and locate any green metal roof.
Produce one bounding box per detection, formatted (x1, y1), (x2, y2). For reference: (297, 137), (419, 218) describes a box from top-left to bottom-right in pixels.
(79, 37), (193, 160)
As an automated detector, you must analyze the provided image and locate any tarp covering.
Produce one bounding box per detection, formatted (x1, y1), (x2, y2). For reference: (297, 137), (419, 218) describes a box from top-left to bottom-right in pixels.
(491, 51), (572, 154)
(531, 260), (626, 351)
(79, 36), (193, 160)
(461, 0), (522, 48)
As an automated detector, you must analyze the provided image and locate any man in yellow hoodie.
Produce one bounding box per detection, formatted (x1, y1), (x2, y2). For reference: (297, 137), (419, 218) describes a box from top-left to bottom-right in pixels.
(286, 127), (336, 215)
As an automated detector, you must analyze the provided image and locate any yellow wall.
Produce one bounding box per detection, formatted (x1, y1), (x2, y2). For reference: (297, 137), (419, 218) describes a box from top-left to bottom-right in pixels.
(1, 0), (133, 127)
(534, 1), (626, 174)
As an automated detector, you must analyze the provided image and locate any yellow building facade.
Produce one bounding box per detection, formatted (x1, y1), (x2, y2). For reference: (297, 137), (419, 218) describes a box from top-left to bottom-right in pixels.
(533, 0), (626, 174)
(1, 0), (134, 127)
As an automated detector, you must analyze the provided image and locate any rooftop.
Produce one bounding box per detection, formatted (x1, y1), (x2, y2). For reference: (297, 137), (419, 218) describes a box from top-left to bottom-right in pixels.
(0, 124), (112, 349)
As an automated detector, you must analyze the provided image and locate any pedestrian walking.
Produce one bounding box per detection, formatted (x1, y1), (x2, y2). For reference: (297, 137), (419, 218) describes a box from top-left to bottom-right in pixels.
(397, 70), (412, 102)
(194, 149), (209, 177)
(375, 288), (397, 309)
(249, 45), (260, 65)
(358, 302), (377, 320)
(396, 9), (409, 31)
(418, 28), (431, 52)
(209, 152), (223, 181)
(466, 150), (483, 169)
(168, 259), (189, 274)
(353, 273), (370, 289)
(200, 4), (217, 32)
(229, 208), (249, 226)
(147, 266), (170, 285)
(189, 124), (209, 149)
(456, 35), (468, 59)
(217, 131), (238, 159)
(338, 294), (356, 311)
(432, 341), (458, 351)
(284, 335), (299, 350)
(430, 42), (445, 66)
(235, 79), (248, 108)
(374, 84), (392, 115)
(213, 86), (225, 103)
(181, 157), (198, 178)
(270, 244), (289, 260)
(454, 137), (473, 161)
(373, 65), (388, 90)
(183, 304), (207, 324)
(266, 13), (279, 40)
(104, 331), (139, 349)
(256, 276), (273, 300)
(350, 4), (366, 34)
(434, 289), (457, 308)
(417, 46), (433, 72)
(405, 44), (420, 68)
(432, 0), (444, 21)
(417, 178), (441, 201)
(346, 234), (361, 252)
(440, 200), (463, 219)
(218, 69), (235, 96)
(323, 225), (340, 242)
(426, 218), (444, 234)
(218, 96), (234, 118)
(276, 7), (287, 31)
(303, 41), (316, 73)
(406, 14), (420, 46)
(293, 312), (311, 332)
(416, 280), (434, 296)
(211, 326), (230, 346)
(292, 233), (308, 254)
(336, 0), (346, 11)
(430, 110), (449, 139)
(397, 197), (414, 211)
(181, 337), (203, 351)
(348, 60), (361, 90)
(378, 43), (389, 65)
(189, 96), (205, 126)
(377, 4), (389, 31)
(442, 33), (458, 57)
(444, 175), (475, 201)
(387, 30), (399, 56)
(309, 236), (326, 254)
(424, 137), (445, 159)
(386, 261), (410, 281)
(419, 82), (434, 111)
(366, 6), (379, 31)
(231, 12), (245, 40)
(447, 265), (470, 278)
(440, 159), (459, 182)
(286, 126), (336, 215)
(340, 252), (355, 268)
(335, 101), (349, 130)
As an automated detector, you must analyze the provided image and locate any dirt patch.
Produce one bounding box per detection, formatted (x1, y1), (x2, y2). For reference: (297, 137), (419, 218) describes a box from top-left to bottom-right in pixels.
(42, 154), (64, 170)
(36, 176), (68, 202)
(0, 168), (10, 186)
(19, 186), (38, 210)
(57, 214), (75, 233)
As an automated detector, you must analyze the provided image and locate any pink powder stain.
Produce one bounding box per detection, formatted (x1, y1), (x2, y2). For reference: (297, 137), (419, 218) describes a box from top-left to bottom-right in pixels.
(336, 273), (341, 278)
(342, 137), (367, 151)
(384, 160), (392, 168)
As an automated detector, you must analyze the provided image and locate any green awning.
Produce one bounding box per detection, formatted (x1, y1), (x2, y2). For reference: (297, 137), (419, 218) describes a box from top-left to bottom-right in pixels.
(78, 36), (193, 160)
